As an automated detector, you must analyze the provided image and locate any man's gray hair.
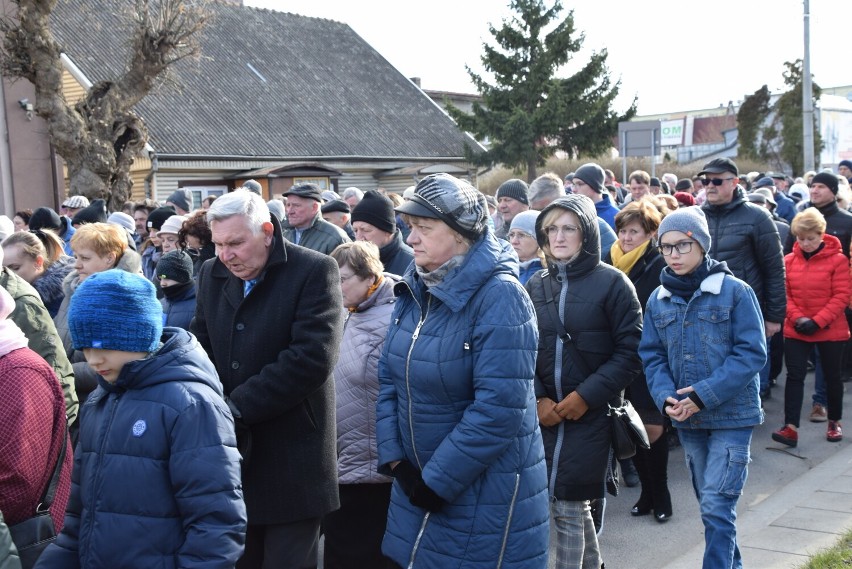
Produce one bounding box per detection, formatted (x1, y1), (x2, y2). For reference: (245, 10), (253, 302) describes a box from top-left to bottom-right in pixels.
(341, 187), (364, 202)
(207, 190), (270, 234)
(528, 173), (564, 205)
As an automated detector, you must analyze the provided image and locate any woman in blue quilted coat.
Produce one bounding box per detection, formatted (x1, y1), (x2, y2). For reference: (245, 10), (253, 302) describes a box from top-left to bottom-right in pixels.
(376, 173), (549, 569)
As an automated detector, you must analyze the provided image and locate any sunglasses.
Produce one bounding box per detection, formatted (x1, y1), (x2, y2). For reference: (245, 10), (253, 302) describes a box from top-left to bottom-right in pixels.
(707, 177), (736, 186)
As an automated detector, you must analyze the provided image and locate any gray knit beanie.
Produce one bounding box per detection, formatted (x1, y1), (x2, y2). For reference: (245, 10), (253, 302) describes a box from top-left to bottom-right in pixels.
(509, 209), (540, 238)
(573, 163), (605, 193)
(496, 179), (530, 205)
(657, 206), (711, 253)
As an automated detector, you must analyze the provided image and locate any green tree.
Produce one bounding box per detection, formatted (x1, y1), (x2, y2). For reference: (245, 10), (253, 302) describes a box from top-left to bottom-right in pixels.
(737, 85), (771, 161)
(447, 0), (635, 182)
(772, 60), (822, 175)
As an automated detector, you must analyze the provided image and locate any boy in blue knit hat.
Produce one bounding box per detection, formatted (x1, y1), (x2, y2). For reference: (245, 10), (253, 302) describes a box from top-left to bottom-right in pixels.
(37, 269), (247, 568)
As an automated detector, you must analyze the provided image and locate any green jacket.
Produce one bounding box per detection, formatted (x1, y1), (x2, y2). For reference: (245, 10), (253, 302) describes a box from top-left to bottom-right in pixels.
(0, 268), (78, 429)
(283, 212), (350, 254)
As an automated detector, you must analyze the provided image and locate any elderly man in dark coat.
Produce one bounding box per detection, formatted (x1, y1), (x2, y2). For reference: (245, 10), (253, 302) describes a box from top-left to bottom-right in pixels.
(191, 190), (343, 569)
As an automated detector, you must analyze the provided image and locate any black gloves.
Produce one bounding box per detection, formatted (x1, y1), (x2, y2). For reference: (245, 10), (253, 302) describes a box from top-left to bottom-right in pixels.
(795, 319), (820, 336)
(392, 460), (420, 496)
(392, 460), (446, 513)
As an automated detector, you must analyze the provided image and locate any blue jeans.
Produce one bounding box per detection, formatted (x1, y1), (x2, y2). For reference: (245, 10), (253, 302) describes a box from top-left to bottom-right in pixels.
(679, 427), (753, 569)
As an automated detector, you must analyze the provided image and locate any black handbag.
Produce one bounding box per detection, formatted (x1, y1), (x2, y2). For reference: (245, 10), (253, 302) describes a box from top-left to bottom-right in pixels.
(9, 428), (67, 569)
(608, 399), (650, 460)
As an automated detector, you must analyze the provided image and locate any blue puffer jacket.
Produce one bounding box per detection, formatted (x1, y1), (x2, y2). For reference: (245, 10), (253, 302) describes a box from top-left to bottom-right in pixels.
(639, 272), (766, 430)
(376, 230), (549, 569)
(160, 282), (197, 331)
(36, 328), (246, 569)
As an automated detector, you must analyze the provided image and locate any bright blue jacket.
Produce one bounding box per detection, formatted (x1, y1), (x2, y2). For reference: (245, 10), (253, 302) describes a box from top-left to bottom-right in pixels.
(594, 192), (620, 230)
(376, 230), (549, 569)
(37, 328), (246, 569)
(774, 191), (796, 224)
(639, 272), (766, 429)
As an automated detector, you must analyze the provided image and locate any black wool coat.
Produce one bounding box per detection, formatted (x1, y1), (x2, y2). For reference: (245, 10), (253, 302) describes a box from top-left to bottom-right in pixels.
(191, 217), (343, 524)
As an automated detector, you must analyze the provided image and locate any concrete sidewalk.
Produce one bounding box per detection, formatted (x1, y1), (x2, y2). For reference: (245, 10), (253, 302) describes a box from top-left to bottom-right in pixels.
(663, 425), (852, 569)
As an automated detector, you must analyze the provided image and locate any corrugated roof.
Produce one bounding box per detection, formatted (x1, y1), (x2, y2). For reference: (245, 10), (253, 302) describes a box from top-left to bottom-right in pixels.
(50, 1), (474, 160)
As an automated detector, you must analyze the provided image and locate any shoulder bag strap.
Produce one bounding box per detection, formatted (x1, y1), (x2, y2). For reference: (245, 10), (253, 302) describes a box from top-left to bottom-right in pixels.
(542, 273), (593, 378)
(37, 427), (68, 513)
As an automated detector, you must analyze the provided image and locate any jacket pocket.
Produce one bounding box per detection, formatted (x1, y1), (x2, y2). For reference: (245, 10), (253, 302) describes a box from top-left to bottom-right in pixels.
(718, 445), (750, 497)
(697, 307), (731, 344)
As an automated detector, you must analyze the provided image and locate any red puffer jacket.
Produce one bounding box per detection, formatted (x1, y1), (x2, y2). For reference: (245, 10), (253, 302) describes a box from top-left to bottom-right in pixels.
(784, 233), (852, 342)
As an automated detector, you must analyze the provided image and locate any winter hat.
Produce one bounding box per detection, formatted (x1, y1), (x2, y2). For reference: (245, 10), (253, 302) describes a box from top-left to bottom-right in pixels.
(0, 216), (14, 241)
(752, 176), (775, 190)
(282, 183), (323, 202)
(321, 190), (339, 203)
(147, 206), (176, 232)
(496, 179), (530, 205)
(675, 179), (693, 192)
(789, 183), (809, 202)
(351, 190), (396, 233)
(242, 179), (262, 194)
(156, 250), (194, 284)
(811, 172), (839, 195)
(71, 199), (108, 225)
(573, 163), (605, 193)
(673, 192), (696, 207)
(62, 195), (90, 209)
(751, 188), (776, 207)
(509, 209), (540, 238)
(0, 286), (27, 353)
(395, 173), (488, 241)
(158, 215), (187, 236)
(107, 212), (135, 233)
(28, 207), (62, 231)
(68, 269), (162, 353)
(657, 206), (711, 254)
(321, 199), (350, 215)
(698, 157), (738, 177)
(267, 200), (286, 222)
(166, 189), (193, 212)
(650, 177), (662, 189)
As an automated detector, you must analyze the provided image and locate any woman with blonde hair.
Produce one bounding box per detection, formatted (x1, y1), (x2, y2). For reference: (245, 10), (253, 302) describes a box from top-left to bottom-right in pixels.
(2, 229), (74, 317)
(54, 222), (142, 406)
(773, 208), (850, 446)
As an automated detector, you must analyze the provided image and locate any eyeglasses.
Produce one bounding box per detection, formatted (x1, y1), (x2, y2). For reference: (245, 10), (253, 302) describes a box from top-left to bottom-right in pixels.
(544, 224), (580, 238)
(340, 273), (358, 283)
(507, 231), (534, 241)
(658, 241), (694, 256)
(707, 177), (736, 186)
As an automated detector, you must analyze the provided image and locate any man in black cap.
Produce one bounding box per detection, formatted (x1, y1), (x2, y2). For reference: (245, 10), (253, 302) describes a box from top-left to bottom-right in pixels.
(350, 190), (414, 276)
(165, 189), (193, 215)
(839, 160), (852, 183)
(783, 172), (852, 257)
(321, 199), (355, 240)
(282, 183), (350, 254)
(572, 163), (619, 230)
(700, 157), (785, 400)
(494, 179), (530, 239)
(71, 199), (108, 227)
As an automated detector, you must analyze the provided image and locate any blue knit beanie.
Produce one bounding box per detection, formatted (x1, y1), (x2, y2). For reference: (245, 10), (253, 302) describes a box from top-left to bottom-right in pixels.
(68, 269), (163, 352)
(657, 206), (711, 254)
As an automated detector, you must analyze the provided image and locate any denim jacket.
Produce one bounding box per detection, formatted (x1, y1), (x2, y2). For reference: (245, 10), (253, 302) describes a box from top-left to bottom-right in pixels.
(639, 272), (766, 430)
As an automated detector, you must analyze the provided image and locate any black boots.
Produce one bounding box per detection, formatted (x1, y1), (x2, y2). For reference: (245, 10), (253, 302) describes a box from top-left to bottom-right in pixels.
(630, 437), (672, 522)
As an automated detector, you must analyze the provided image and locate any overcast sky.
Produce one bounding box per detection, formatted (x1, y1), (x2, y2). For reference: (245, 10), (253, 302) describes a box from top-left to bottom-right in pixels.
(245, 0), (850, 116)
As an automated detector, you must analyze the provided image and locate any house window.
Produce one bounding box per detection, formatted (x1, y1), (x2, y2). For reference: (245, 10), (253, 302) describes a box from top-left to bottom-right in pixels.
(293, 177), (330, 190)
(179, 186), (226, 209)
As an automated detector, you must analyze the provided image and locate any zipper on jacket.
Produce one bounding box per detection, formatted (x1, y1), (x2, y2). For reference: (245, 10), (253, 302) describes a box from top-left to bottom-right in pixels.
(82, 393), (122, 560)
(548, 271), (568, 498)
(405, 294), (432, 470)
(407, 512), (430, 569)
(496, 473), (522, 568)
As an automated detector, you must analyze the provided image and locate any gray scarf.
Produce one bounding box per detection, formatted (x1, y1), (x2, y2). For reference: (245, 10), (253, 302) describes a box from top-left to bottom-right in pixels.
(416, 254), (466, 288)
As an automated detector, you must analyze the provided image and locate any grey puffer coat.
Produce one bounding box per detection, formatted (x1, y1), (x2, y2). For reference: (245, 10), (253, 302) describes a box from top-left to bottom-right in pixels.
(334, 273), (398, 484)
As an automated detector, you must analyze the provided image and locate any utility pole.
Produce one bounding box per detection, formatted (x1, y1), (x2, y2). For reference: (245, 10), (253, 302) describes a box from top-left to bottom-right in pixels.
(802, 0), (815, 173)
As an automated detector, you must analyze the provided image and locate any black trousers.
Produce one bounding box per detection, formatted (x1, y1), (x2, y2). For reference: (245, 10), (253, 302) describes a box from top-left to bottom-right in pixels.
(784, 338), (845, 427)
(322, 482), (393, 569)
(238, 517), (321, 569)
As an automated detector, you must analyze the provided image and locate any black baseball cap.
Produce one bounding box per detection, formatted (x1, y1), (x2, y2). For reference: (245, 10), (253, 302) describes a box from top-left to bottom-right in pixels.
(698, 158), (738, 177)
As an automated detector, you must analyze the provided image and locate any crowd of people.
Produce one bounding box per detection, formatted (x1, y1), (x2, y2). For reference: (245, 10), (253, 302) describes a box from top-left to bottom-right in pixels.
(1, 158), (851, 569)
